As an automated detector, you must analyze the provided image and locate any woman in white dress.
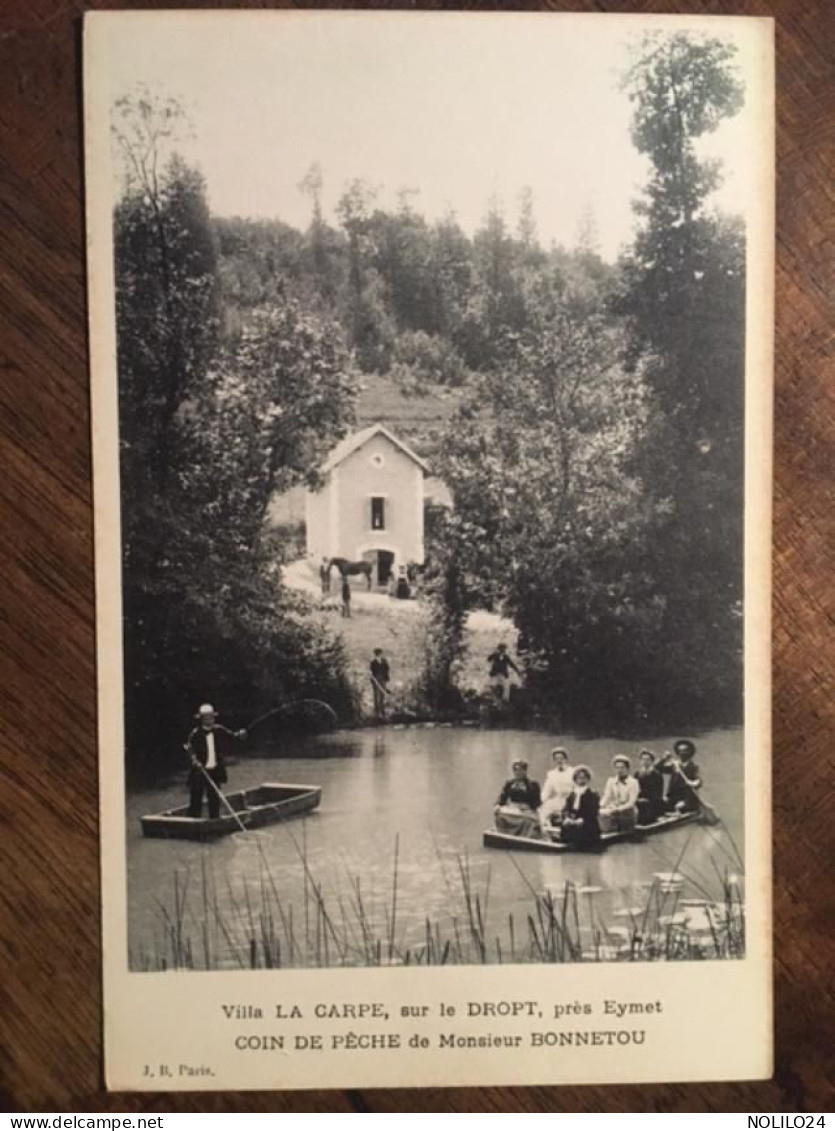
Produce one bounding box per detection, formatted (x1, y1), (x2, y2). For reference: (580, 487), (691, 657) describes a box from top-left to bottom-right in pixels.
(539, 747), (575, 825)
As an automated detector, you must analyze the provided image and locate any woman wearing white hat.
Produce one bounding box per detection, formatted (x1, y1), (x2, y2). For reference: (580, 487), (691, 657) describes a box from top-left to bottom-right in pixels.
(539, 747), (575, 824)
(559, 765), (601, 849)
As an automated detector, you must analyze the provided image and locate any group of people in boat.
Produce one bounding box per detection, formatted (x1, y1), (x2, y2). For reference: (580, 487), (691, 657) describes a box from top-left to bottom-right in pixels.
(493, 739), (703, 846)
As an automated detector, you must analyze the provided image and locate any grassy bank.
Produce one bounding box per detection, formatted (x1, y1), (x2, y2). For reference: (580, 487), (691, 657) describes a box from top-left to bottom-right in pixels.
(284, 559), (518, 721)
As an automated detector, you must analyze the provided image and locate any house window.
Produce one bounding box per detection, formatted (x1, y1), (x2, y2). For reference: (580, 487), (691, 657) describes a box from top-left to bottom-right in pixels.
(371, 497), (385, 530)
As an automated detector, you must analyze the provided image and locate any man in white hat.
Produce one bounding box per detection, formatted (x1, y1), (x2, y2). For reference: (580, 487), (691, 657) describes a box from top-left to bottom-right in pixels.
(186, 704), (247, 819)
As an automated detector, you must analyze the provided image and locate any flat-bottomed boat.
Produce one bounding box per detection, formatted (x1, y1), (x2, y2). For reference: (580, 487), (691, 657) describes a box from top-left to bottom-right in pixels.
(482, 809), (700, 853)
(140, 782), (321, 840)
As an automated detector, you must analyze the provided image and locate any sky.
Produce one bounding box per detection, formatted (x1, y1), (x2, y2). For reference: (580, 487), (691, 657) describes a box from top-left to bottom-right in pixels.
(98, 11), (764, 262)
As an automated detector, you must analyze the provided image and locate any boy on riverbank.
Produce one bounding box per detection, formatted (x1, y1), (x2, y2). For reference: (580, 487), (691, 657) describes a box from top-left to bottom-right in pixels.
(370, 648), (391, 718)
(487, 643), (520, 702)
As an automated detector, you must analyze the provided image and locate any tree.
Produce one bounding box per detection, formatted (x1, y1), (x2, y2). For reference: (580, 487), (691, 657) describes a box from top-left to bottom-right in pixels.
(336, 179), (395, 371)
(367, 202), (436, 334)
(113, 95), (221, 578)
(112, 93), (358, 771)
(516, 186), (538, 250)
(427, 211), (474, 349)
(298, 162), (340, 302)
(616, 32), (746, 718)
(624, 33), (743, 230)
(183, 301), (357, 554)
(461, 198), (528, 369)
(437, 278), (660, 721)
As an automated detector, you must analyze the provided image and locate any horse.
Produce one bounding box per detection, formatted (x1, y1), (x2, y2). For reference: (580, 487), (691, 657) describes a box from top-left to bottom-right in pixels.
(328, 557), (374, 591)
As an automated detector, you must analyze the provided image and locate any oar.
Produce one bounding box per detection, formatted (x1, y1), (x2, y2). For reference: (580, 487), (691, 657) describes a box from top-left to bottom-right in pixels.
(662, 755), (720, 827)
(695, 794), (720, 827)
(198, 765), (250, 833)
(185, 746), (249, 833)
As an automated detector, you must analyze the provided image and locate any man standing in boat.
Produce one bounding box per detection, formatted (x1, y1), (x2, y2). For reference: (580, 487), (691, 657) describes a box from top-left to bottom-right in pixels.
(186, 704), (247, 819)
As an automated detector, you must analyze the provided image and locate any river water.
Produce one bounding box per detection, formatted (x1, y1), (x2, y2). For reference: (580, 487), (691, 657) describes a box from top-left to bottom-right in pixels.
(126, 726), (743, 968)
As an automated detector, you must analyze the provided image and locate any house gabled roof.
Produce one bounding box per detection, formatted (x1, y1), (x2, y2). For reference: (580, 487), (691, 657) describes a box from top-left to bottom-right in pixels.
(321, 423), (430, 475)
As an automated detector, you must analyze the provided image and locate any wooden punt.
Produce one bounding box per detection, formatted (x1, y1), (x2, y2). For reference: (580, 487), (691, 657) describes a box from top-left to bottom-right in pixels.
(140, 782), (322, 841)
(482, 809), (700, 854)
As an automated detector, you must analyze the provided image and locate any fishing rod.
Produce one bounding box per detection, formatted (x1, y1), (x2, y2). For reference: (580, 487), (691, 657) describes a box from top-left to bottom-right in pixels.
(245, 698), (339, 734)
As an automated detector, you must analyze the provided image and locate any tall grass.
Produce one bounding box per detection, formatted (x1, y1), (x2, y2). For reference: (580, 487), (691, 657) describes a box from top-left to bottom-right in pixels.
(130, 829), (745, 971)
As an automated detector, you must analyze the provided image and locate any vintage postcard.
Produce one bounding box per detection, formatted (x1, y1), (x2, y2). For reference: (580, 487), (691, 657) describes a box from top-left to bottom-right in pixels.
(85, 11), (774, 1090)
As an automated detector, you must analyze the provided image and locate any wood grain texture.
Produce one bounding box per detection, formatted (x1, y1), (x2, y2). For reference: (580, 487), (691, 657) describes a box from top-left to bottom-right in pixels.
(0, 0), (832, 1113)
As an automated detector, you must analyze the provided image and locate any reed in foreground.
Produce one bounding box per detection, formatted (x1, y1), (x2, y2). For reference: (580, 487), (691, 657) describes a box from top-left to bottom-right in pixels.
(131, 831), (745, 971)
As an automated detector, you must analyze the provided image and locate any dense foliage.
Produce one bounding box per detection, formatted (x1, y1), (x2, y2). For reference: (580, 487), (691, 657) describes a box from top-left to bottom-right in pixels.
(114, 32), (747, 763)
(614, 33), (746, 720)
(113, 94), (357, 774)
(427, 33), (747, 726)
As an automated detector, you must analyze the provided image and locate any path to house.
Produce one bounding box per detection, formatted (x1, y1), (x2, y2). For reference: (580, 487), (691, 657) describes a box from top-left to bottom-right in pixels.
(283, 558), (518, 715)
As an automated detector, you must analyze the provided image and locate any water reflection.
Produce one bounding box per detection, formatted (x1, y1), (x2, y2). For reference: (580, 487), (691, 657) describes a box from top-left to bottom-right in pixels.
(127, 726), (743, 967)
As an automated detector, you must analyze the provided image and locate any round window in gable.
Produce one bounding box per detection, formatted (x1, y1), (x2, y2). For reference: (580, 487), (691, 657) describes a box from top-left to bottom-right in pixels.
(370, 453), (385, 468)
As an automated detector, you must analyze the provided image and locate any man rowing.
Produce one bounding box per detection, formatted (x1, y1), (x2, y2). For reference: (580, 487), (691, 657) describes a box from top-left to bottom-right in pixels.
(657, 738), (702, 814)
(186, 704), (247, 819)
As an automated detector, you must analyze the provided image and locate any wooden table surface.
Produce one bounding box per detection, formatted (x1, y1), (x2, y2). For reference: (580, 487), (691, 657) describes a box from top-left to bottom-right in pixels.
(1, 0), (833, 1114)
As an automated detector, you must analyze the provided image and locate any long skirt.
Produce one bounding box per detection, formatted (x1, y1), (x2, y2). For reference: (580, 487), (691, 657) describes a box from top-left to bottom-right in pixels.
(495, 806), (541, 839)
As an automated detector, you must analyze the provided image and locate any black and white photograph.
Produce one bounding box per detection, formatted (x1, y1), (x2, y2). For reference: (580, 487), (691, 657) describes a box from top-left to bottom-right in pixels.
(87, 4), (769, 1090)
(86, 10), (773, 1089)
(95, 13), (767, 976)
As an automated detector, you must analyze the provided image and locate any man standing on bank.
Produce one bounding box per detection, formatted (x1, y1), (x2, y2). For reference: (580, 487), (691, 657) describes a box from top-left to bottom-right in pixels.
(341, 573), (352, 618)
(319, 556), (331, 596)
(186, 704), (247, 819)
(487, 642), (520, 702)
(370, 648), (391, 718)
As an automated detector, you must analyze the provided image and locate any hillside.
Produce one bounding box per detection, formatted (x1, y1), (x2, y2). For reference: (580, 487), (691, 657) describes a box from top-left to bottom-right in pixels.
(269, 374), (457, 525)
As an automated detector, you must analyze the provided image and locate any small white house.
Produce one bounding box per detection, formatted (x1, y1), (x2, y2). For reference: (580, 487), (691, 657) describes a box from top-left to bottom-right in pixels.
(306, 423), (429, 587)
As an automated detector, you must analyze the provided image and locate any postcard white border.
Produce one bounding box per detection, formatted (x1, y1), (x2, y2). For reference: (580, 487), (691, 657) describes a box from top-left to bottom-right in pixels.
(85, 10), (774, 1092)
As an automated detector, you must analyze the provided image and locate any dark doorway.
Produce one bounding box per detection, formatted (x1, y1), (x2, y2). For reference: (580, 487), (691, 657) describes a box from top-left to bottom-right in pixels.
(377, 550), (395, 587)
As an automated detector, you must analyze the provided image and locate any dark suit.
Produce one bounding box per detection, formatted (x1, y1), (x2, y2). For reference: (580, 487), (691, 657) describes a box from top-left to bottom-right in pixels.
(560, 788), (601, 848)
(186, 724), (239, 818)
(370, 657), (390, 716)
(658, 756), (702, 813)
(635, 768), (665, 825)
